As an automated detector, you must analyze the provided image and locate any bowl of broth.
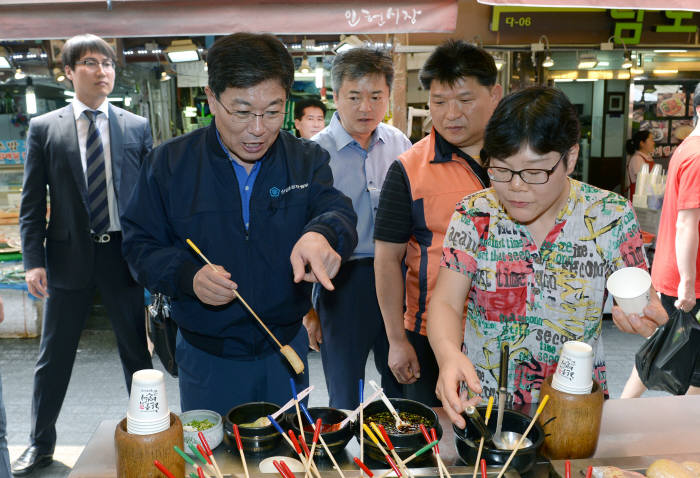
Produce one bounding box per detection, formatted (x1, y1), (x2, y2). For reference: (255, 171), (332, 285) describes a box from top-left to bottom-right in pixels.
(356, 398), (441, 463)
(286, 407), (354, 458)
(224, 402), (282, 454)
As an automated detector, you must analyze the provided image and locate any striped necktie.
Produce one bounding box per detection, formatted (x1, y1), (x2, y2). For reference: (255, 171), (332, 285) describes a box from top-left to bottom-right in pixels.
(84, 110), (110, 234)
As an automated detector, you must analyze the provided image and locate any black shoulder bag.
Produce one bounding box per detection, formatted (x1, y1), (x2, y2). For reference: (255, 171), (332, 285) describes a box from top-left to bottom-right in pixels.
(146, 293), (179, 377)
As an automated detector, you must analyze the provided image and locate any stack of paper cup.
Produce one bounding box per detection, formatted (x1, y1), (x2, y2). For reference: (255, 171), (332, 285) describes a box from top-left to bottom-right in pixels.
(126, 369), (170, 435)
(606, 267), (652, 316)
(551, 341), (594, 394)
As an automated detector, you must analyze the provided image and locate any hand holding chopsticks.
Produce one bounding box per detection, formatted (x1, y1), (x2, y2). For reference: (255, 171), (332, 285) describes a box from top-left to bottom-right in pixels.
(186, 238), (304, 374)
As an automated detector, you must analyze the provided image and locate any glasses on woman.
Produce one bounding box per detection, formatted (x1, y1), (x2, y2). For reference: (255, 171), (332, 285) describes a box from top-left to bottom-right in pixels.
(215, 96), (283, 124)
(487, 151), (568, 185)
(76, 58), (116, 70)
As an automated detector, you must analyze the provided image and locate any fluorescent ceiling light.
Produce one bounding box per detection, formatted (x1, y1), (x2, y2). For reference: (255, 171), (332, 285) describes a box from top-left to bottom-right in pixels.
(166, 39), (199, 63)
(107, 97), (124, 102)
(315, 66), (324, 88)
(577, 57), (598, 69)
(653, 49), (687, 53)
(653, 68), (678, 75)
(553, 78), (574, 82)
(576, 78), (597, 82)
(26, 86), (36, 115)
(596, 61), (609, 67)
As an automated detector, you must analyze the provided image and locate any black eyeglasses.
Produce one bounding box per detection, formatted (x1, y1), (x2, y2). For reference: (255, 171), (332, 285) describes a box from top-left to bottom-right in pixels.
(487, 151), (567, 185)
(215, 96), (283, 124)
(76, 58), (116, 70)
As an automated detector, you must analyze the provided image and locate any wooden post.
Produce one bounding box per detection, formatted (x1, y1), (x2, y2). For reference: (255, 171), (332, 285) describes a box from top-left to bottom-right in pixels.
(391, 34), (408, 135)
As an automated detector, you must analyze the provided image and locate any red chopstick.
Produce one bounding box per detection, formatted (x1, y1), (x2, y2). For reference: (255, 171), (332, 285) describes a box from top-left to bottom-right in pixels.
(197, 467), (206, 478)
(299, 434), (311, 457)
(199, 431), (212, 455)
(385, 454), (402, 477)
(377, 425), (395, 451)
(280, 459), (297, 478)
(565, 461), (571, 478)
(289, 429), (302, 454)
(354, 457), (374, 477)
(430, 428), (440, 454)
(273, 460), (288, 478)
(481, 458), (487, 478)
(585, 466), (593, 478)
(154, 460), (176, 478)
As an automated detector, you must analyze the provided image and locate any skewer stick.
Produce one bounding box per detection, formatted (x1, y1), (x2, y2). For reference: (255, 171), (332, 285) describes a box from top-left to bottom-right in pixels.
(198, 432), (224, 478)
(359, 379), (365, 478)
(420, 425), (449, 478)
(375, 440), (439, 478)
(154, 460), (176, 478)
(481, 459), (487, 478)
(473, 397), (495, 478)
(232, 424), (250, 478)
(306, 419), (322, 478)
(362, 424), (402, 477)
(354, 457), (374, 477)
(375, 424), (412, 478)
(174, 445), (210, 478)
(193, 443), (219, 478)
(299, 403), (346, 478)
(186, 238), (304, 374)
(495, 395), (550, 478)
(268, 415), (322, 478)
(290, 378), (307, 453)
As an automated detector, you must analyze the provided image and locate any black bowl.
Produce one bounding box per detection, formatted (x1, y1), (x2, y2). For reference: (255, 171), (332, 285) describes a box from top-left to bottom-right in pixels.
(286, 407), (354, 458)
(453, 406), (544, 474)
(224, 402), (282, 454)
(355, 398), (442, 463)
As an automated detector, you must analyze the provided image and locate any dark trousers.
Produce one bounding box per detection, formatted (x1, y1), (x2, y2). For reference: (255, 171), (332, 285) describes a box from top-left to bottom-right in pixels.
(659, 293), (700, 387)
(318, 258), (402, 409)
(30, 234), (152, 453)
(177, 326), (309, 416)
(403, 330), (441, 406)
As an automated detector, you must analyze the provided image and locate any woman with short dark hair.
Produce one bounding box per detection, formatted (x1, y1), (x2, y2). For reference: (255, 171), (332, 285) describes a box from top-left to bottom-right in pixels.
(625, 130), (655, 198)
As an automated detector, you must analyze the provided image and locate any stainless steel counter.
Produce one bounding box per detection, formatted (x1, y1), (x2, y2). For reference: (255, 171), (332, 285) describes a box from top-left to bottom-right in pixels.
(67, 395), (700, 478)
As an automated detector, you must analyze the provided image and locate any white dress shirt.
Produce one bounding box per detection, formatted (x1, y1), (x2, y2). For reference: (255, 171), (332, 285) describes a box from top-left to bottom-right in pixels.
(72, 98), (120, 232)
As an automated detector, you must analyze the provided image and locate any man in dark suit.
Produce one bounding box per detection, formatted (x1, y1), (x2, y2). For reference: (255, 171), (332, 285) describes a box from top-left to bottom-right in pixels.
(13, 34), (153, 476)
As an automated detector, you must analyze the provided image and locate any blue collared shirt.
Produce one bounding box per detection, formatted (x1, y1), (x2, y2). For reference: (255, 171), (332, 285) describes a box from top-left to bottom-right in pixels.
(312, 112), (412, 258)
(216, 129), (261, 231)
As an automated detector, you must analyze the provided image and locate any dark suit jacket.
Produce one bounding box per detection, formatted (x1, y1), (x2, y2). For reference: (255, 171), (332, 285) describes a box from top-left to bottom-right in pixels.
(19, 103), (152, 289)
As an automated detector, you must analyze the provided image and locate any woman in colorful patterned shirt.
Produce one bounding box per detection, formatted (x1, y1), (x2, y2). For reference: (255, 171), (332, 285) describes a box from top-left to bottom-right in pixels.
(427, 86), (669, 427)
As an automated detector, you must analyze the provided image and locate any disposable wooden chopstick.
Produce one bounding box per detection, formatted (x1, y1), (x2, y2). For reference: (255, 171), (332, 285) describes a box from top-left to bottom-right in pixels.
(354, 457), (374, 477)
(304, 419), (322, 478)
(495, 395), (550, 478)
(299, 403), (346, 478)
(186, 238), (304, 374)
(374, 440), (439, 478)
(193, 443), (219, 478)
(273, 385), (314, 421)
(473, 397), (495, 478)
(232, 424), (250, 478)
(198, 432), (224, 478)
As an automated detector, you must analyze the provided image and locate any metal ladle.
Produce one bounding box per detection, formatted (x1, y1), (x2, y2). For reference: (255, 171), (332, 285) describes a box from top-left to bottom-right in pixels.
(491, 344), (532, 451)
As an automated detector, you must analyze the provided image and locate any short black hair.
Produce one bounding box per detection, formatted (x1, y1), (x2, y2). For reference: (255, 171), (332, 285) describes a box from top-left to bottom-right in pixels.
(626, 130), (652, 155)
(331, 48), (393, 92)
(61, 34), (116, 70)
(482, 86), (580, 167)
(294, 97), (327, 120)
(206, 33), (294, 98)
(419, 39), (497, 90)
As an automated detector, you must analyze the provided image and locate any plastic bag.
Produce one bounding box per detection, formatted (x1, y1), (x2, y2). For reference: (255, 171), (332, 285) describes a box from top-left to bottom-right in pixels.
(635, 308), (700, 395)
(146, 293), (178, 377)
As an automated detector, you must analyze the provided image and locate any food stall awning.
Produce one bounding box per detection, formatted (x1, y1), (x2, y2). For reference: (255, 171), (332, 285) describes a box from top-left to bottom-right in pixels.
(476, 0), (700, 11)
(0, 0), (457, 40)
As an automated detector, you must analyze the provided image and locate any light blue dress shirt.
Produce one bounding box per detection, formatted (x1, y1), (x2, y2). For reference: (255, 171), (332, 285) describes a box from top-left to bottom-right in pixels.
(312, 112), (412, 259)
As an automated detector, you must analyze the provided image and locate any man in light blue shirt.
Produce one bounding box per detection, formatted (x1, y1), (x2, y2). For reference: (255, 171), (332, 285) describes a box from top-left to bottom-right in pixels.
(311, 48), (412, 408)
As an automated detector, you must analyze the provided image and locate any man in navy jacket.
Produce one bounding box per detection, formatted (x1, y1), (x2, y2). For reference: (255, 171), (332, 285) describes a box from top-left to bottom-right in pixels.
(122, 33), (357, 414)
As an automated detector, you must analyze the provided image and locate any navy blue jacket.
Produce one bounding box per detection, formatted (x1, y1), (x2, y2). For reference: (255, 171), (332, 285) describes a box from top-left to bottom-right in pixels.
(122, 124), (357, 358)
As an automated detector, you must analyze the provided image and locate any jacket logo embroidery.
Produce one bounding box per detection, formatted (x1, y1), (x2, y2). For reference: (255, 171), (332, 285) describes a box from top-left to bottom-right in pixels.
(269, 183), (309, 198)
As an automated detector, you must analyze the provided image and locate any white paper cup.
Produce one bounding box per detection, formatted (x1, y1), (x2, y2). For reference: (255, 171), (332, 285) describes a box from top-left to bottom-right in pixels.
(551, 341), (593, 394)
(606, 267), (652, 316)
(127, 413), (171, 435)
(127, 369), (169, 422)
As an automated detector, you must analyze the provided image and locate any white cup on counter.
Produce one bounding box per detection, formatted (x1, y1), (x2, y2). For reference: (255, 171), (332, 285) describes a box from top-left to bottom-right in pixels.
(126, 369), (170, 435)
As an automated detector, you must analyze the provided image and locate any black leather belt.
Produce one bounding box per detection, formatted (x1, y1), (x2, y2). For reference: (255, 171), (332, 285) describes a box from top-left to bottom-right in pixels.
(91, 232), (119, 243)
